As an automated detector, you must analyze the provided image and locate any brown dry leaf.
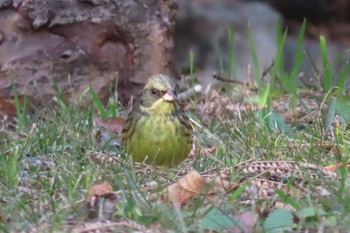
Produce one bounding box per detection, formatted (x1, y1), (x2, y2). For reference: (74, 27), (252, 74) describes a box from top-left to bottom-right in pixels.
(161, 170), (205, 204)
(93, 116), (125, 146)
(188, 146), (216, 159)
(283, 109), (302, 122)
(0, 95), (34, 128)
(86, 193), (121, 220)
(140, 181), (159, 192)
(86, 150), (123, 165)
(197, 85), (258, 122)
(0, 96), (17, 117)
(86, 182), (120, 220)
(315, 140), (343, 154)
(324, 163), (350, 171)
(198, 89), (232, 121)
(87, 182), (113, 198)
(228, 211), (258, 233)
(94, 116), (126, 134)
(200, 146), (216, 155)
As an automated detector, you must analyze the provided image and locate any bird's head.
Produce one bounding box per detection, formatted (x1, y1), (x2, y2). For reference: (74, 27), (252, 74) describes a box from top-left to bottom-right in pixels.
(140, 74), (178, 115)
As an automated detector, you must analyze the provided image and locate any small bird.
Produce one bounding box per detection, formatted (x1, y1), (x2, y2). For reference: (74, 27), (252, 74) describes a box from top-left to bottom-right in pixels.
(122, 74), (193, 167)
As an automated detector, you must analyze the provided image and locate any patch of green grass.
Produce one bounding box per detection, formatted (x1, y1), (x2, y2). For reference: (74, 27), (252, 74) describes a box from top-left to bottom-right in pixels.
(11, 79), (28, 132)
(2, 19), (350, 232)
(2, 78), (350, 232)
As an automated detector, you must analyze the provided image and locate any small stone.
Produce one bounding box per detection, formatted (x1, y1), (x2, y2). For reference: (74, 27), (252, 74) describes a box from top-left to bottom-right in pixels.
(32, 17), (48, 29)
(61, 50), (73, 58)
(91, 17), (102, 24)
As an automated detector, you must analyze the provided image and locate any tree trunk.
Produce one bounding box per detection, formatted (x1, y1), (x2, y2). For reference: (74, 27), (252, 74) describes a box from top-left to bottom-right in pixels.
(0, 0), (177, 110)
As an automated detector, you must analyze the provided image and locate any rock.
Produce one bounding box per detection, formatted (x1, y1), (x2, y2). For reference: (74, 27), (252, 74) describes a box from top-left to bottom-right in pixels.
(174, 0), (279, 86)
(0, 0), (177, 110)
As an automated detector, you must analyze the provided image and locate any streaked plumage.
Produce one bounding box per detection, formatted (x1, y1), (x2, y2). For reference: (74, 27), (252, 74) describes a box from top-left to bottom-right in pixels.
(122, 74), (193, 167)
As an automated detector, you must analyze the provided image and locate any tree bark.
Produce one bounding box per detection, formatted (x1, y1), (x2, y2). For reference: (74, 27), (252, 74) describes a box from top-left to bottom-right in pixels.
(0, 0), (177, 109)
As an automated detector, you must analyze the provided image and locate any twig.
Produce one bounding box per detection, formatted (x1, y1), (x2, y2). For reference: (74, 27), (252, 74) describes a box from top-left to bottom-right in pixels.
(212, 72), (246, 85)
(177, 84), (203, 100)
(261, 60), (274, 81)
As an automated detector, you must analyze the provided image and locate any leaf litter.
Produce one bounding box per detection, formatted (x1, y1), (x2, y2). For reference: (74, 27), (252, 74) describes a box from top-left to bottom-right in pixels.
(2, 73), (350, 232)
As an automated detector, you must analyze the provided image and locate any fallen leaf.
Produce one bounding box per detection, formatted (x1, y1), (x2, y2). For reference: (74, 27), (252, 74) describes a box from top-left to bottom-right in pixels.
(140, 181), (159, 191)
(283, 110), (301, 122)
(161, 170), (205, 204)
(263, 208), (294, 232)
(324, 163), (350, 171)
(200, 146), (216, 155)
(228, 211), (258, 233)
(93, 116), (125, 146)
(188, 145), (216, 159)
(87, 182), (113, 198)
(94, 116), (126, 133)
(315, 140), (342, 154)
(0, 96), (17, 117)
(86, 182), (119, 220)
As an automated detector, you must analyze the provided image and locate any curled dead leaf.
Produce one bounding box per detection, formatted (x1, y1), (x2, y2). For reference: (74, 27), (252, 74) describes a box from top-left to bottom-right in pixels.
(324, 163), (350, 171)
(283, 110), (301, 122)
(228, 211), (259, 233)
(93, 116), (125, 146)
(94, 116), (126, 134)
(161, 170), (205, 204)
(0, 96), (17, 118)
(86, 182), (120, 220)
(87, 182), (113, 198)
(200, 146), (216, 156)
(140, 181), (159, 191)
(188, 146), (216, 160)
(315, 141), (343, 155)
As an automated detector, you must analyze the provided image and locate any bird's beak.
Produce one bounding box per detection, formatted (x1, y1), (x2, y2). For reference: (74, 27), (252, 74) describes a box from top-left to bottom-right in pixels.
(163, 90), (177, 102)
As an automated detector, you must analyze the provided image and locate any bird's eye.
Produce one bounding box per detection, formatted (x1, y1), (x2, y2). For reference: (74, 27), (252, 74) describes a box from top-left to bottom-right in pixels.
(151, 88), (158, 95)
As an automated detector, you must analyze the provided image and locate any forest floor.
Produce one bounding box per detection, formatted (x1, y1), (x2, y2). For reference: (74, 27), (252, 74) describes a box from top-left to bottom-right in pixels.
(1, 71), (350, 232)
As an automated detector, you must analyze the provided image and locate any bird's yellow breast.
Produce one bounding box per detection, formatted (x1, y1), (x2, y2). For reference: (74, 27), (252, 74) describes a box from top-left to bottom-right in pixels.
(125, 115), (192, 166)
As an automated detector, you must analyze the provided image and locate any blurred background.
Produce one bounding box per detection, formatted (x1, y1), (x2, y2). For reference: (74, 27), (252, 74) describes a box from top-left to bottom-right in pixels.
(0, 0), (349, 110)
(174, 0), (350, 87)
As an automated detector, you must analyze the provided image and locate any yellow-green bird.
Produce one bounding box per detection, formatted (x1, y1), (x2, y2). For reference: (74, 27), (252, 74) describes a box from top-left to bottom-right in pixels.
(122, 74), (193, 167)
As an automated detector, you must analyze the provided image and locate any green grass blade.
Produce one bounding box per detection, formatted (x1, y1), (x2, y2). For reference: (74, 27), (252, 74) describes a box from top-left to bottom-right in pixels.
(11, 79), (27, 131)
(275, 188), (302, 210)
(189, 49), (195, 77)
(259, 20), (286, 108)
(324, 96), (336, 134)
(229, 183), (248, 201)
(288, 19), (307, 92)
(214, 41), (225, 74)
(108, 99), (118, 117)
(320, 36), (333, 92)
(276, 18), (286, 78)
(89, 86), (108, 119)
(11, 80), (21, 121)
(227, 28), (236, 78)
(336, 62), (350, 96)
(258, 83), (270, 107)
(51, 76), (69, 108)
(248, 24), (261, 88)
